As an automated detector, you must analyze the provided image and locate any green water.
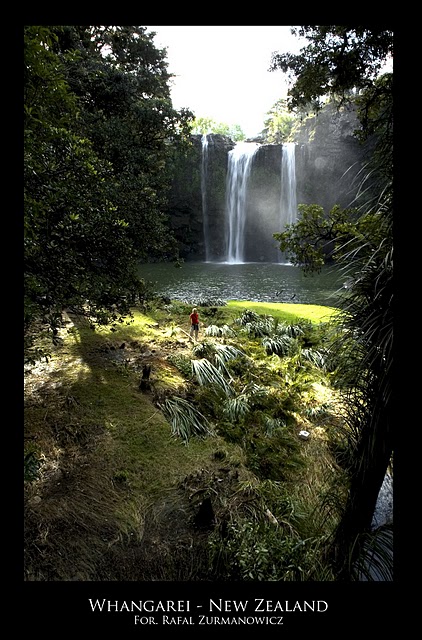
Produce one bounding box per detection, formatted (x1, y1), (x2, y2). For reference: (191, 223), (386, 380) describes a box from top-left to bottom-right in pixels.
(139, 261), (345, 307)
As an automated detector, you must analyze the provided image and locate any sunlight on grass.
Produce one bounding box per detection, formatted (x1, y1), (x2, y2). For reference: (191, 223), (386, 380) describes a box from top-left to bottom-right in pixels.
(226, 300), (340, 323)
(25, 297), (346, 581)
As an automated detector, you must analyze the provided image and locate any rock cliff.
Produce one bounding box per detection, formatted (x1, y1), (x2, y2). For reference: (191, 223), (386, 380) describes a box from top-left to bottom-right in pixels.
(166, 105), (370, 261)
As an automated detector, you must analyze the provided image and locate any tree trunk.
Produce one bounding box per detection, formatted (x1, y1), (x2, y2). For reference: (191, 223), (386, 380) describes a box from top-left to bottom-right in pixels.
(333, 391), (393, 579)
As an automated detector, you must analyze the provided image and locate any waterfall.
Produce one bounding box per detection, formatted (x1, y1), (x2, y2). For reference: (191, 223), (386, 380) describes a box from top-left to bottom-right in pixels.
(279, 142), (297, 262)
(225, 142), (259, 263)
(201, 134), (210, 261)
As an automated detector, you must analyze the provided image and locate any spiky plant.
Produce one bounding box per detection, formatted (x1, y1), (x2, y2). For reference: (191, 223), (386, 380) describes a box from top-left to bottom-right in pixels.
(222, 394), (250, 421)
(300, 347), (328, 370)
(213, 343), (244, 368)
(205, 324), (236, 337)
(157, 396), (213, 444)
(242, 318), (275, 338)
(262, 334), (297, 356)
(235, 309), (261, 325)
(262, 415), (287, 435)
(191, 358), (234, 396)
(205, 324), (223, 337)
(190, 297), (227, 307)
(192, 342), (245, 382)
(275, 321), (305, 338)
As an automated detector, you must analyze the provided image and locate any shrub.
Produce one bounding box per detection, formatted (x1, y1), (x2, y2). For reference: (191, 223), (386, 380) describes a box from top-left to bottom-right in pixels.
(167, 353), (192, 378)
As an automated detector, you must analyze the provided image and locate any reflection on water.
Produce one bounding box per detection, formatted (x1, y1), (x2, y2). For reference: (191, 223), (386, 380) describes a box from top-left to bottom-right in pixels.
(139, 261), (345, 307)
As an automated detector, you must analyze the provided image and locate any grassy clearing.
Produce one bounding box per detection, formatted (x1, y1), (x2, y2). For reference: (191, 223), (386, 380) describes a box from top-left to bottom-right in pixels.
(24, 306), (248, 580)
(24, 299), (344, 581)
(226, 300), (340, 324)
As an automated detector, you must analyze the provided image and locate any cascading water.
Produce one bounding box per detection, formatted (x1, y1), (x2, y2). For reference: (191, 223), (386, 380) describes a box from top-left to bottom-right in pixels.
(225, 142), (259, 263)
(201, 134), (211, 262)
(279, 142), (297, 262)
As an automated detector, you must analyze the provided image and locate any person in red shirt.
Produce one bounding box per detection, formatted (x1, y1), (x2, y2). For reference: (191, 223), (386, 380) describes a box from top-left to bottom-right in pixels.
(189, 307), (200, 342)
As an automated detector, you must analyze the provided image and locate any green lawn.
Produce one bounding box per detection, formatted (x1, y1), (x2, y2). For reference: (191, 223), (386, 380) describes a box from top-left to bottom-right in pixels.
(226, 300), (340, 324)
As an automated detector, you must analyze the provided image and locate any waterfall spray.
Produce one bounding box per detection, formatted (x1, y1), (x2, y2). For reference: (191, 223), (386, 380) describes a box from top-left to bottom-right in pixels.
(225, 142), (259, 263)
(279, 142), (297, 262)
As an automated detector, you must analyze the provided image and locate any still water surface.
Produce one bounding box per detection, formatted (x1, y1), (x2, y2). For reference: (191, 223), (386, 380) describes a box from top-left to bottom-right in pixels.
(139, 262), (345, 307)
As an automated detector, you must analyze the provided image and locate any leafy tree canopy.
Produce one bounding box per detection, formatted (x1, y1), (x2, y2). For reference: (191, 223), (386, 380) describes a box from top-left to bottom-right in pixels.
(270, 26), (393, 113)
(24, 25), (194, 362)
(273, 204), (388, 273)
(261, 99), (297, 143)
(191, 116), (246, 141)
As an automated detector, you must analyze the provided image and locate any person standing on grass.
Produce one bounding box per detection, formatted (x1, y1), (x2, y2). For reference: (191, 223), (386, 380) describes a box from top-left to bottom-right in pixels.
(189, 307), (200, 342)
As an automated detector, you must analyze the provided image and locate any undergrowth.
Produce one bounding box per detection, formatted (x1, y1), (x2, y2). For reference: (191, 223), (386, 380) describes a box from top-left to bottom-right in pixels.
(24, 298), (346, 581)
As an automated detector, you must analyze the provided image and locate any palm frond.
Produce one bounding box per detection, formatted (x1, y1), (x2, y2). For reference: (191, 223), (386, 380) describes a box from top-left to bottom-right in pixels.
(263, 415), (287, 435)
(222, 394), (250, 421)
(242, 382), (269, 399)
(300, 347), (328, 370)
(235, 309), (261, 325)
(158, 396), (213, 444)
(275, 322), (305, 338)
(205, 324), (236, 337)
(351, 525), (393, 581)
(262, 335), (297, 356)
(191, 358), (233, 396)
(205, 325), (223, 336)
(213, 343), (245, 363)
(191, 340), (214, 358)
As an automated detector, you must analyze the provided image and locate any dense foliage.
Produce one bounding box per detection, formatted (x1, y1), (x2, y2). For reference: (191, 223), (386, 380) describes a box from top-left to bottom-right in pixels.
(261, 98), (297, 143)
(271, 27), (393, 113)
(191, 116), (246, 141)
(24, 25), (194, 362)
(271, 25), (393, 578)
(24, 24), (394, 582)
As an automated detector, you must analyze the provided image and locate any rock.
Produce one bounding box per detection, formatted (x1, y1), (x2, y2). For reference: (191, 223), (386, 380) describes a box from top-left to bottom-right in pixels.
(298, 430), (310, 440)
(371, 473), (393, 529)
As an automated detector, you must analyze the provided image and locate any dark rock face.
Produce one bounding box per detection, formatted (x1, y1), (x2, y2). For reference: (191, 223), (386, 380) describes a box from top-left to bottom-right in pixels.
(201, 135), (234, 262)
(295, 104), (365, 212)
(166, 106), (369, 262)
(167, 135), (234, 261)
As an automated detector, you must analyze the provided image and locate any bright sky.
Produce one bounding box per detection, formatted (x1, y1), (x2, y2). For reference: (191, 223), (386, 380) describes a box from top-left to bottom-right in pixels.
(145, 25), (305, 138)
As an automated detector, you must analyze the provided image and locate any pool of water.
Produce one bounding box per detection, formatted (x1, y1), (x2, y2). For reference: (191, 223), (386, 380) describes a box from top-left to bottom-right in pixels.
(138, 261), (345, 307)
